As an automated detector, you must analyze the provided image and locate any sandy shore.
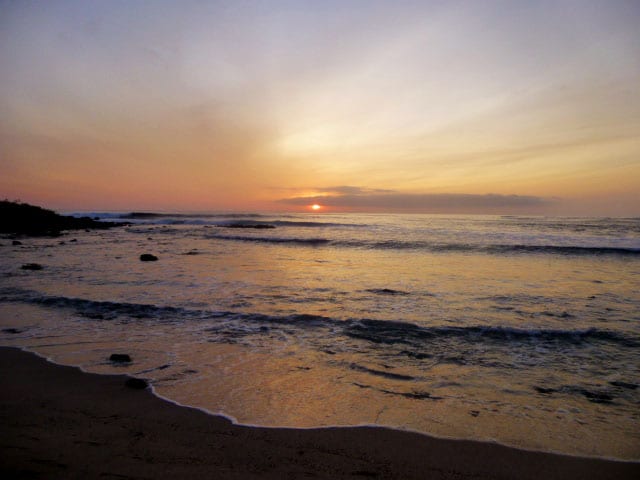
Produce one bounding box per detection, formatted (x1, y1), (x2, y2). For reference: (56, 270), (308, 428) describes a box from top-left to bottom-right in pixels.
(1, 347), (637, 479)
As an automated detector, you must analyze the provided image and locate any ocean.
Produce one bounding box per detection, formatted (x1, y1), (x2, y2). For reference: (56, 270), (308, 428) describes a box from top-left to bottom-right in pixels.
(1, 213), (639, 459)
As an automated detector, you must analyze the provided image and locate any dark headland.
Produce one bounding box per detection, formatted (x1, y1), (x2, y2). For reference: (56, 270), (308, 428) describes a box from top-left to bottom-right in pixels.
(1, 347), (637, 479)
(0, 200), (126, 236)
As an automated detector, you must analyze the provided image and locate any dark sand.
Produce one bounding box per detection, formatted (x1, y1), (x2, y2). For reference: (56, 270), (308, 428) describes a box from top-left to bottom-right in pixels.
(1, 347), (638, 479)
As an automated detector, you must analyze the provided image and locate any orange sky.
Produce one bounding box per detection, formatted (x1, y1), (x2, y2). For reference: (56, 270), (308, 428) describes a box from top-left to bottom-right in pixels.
(1, 1), (639, 215)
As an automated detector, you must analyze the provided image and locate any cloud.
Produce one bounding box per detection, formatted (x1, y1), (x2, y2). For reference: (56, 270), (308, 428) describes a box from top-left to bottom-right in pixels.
(316, 186), (396, 195)
(278, 190), (556, 213)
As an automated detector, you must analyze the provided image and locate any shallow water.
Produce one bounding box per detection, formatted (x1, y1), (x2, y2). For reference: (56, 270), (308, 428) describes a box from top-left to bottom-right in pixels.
(1, 213), (639, 459)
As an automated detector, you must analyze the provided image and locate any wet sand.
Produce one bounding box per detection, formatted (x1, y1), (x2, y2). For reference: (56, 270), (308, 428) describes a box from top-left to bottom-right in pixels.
(1, 347), (638, 479)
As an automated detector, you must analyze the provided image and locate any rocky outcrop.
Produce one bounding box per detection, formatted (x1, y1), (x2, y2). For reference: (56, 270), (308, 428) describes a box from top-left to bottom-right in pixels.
(1, 201), (127, 236)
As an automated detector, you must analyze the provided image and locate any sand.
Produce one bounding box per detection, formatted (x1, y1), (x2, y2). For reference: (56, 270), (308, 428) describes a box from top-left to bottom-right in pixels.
(1, 347), (638, 479)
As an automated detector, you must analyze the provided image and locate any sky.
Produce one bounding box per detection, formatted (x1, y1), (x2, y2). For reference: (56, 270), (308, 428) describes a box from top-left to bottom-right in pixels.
(1, 0), (639, 215)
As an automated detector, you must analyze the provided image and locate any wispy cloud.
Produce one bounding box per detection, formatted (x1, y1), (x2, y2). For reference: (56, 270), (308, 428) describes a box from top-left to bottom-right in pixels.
(278, 189), (556, 213)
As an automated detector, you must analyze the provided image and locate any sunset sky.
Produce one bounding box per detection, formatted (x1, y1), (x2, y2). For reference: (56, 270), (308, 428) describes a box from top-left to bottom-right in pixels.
(1, 0), (638, 215)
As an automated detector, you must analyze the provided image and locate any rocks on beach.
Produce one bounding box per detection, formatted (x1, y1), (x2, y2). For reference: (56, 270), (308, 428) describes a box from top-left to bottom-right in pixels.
(140, 254), (159, 261)
(21, 263), (43, 270)
(110, 354), (132, 363)
(2, 328), (23, 334)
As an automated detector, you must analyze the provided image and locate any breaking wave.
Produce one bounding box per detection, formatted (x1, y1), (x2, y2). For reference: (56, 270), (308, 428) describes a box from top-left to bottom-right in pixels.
(1, 288), (637, 349)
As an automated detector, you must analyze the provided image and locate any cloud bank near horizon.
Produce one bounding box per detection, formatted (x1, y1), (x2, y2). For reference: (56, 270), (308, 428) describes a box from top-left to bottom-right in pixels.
(278, 188), (556, 213)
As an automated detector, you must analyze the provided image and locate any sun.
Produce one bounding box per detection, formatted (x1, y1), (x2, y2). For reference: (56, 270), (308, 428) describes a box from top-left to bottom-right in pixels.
(310, 204), (322, 211)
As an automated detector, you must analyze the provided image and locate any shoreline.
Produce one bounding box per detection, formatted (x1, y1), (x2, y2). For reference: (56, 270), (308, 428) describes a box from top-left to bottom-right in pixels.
(1, 346), (638, 479)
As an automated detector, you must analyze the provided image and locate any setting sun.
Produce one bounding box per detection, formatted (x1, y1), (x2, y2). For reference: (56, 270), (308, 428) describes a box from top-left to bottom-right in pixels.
(311, 204), (322, 211)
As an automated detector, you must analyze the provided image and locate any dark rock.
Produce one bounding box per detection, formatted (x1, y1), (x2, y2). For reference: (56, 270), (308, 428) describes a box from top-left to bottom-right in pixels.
(580, 389), (614, 404)
(125, 378), (148, 389)
(223, 223), (276, 229)
(0, 200), (128, 236)
(2, 328), (22, 334)
(401, 391), (433, 400)
(610, 381), (638, 390)
(70, 238), (77, 242)
(534, 386), (556, 394)
(21, 263), (43, 270)
(109, 353), (132, 363)
(59, 241), (66, 245)
(558, 385), (615, 404)
(12, 240), (22, 245)
(120, 212), (162, 219)
(401, 350), (432, 360)
(139, 254), (158, 262)
(366, 288), (410, 296)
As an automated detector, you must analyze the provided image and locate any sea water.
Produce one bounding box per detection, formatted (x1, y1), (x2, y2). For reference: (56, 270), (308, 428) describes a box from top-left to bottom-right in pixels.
(1, 213), (639, 459)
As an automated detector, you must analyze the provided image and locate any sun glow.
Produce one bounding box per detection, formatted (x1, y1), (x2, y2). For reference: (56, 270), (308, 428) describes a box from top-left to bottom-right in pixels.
(311, 204), (322, 211)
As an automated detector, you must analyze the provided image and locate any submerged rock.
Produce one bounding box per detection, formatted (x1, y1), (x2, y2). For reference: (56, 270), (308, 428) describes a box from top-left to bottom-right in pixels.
(609, 381), (638, 390)
(366, 288), (410, 296)
(12, 240), (22, 245)
(21, 263), (43, 270)
(581, 390), (614, 404)
(222, 223), (276, 229)
(2, 328), (22, 334)
(534, 386), (556, 394)
(110, 353), (132, 363)
(139, 254), (158, 262)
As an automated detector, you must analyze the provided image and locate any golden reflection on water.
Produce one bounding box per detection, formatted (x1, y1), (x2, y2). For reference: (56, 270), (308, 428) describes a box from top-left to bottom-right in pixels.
(1, 297), (639, 459)
(1, 226), (639, 460)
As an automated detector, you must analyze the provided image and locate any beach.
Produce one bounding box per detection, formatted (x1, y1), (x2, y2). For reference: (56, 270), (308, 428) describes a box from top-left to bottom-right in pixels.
(2, 346), (638, 479)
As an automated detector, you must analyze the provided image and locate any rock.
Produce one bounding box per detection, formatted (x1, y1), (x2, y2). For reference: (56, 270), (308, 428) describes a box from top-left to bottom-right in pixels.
(12, 240), (22, 245)
(139, 254), (158, 261)
(609, 381), (638, 390)
(366, 288), (410, 296)
(109, 353), (132, 363)
(581, 390), (614, 404)
(0, 200), (129, 236)
(125, 378), (148, 389)
(70, 238), (77, 242)
(2, 328), (22, 334)
(21, 263), (43, 270)
(534, 386), (556, 394)
(223, 223), (276, 229)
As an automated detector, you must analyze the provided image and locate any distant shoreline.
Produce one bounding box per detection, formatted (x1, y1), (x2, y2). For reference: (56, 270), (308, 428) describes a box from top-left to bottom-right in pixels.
(1, 346), (637, 479)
